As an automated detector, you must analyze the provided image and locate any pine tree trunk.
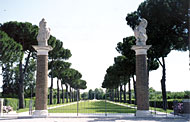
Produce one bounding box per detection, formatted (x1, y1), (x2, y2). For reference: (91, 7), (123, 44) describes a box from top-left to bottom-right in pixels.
(69, 86), (72, 102)
(109, 90), (112, 101)
(117, 88), (119, 102)
(18, 60), (25, 108)
(57, 79), (60, 104)
(61, 84), (64, 103)
(111, 89), (114, 101)
(124, 84), (126, 103)
(115, 89), (116, 102)
(132, 75), (137, 105)
(78, 89), (80, 101)
(49, 78), (53, 105)
(120, 85), (122, 102)
(72, 88), (74, 102)
(49, 60), (53, 105)
(128, 80), (132, 104)
(65, 84), (68, 103)
(161, 56), (167, 110)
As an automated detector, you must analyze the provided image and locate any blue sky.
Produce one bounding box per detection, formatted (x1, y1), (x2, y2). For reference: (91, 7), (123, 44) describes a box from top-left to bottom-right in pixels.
(0, 0), (189, 92)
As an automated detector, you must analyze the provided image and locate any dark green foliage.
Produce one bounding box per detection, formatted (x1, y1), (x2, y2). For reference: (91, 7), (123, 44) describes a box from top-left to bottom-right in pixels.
(81, 92), (88, 100)
(2, 63), (19, 98)
(0, 30), (22, 63)
(0, 21), (39, 109)
(87, 88), (105, 100)
(0, 21), (38, 51)
(126, 0), (188, 54)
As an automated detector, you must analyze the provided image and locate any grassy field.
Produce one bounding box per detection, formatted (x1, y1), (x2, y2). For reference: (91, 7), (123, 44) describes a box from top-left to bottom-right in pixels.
(48, 100), (136, 113)
(116, 102), (174, 114)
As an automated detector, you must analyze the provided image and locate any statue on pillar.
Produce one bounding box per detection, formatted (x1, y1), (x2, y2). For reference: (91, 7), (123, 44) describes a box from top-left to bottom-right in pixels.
(37, 18), (50, 46)
(134, 18), (148, 46)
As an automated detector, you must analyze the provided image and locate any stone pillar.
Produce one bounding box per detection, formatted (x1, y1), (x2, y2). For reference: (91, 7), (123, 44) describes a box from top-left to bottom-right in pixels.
(132, 45), (152, 117)
(0, 98), (3, 116)
(182, 99), (190, 119)
(32, 46), (52, 117)
(132, 18), (152, 117)
(32, 19), (52, 117)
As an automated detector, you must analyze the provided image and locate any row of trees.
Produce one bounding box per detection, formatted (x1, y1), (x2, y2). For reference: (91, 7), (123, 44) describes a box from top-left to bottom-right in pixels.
(81, 88), (105, 100)
(0, 21), (87, 109)
(102, 0), (188, 109)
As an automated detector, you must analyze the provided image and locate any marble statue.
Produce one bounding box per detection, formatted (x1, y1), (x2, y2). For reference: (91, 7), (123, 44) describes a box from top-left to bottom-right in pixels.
(37, 18), (50, 46)
(134, 18), (148, 45)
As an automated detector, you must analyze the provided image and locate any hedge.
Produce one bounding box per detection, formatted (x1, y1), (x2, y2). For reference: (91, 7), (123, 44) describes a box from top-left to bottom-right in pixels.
(3, 97), (70, 111)
(126, 99), (183, 110)
(3, 98), (35, 111)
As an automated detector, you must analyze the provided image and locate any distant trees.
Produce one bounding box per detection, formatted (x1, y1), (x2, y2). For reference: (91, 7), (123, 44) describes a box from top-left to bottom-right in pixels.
(48, 36), (72, 104)
(86, 88), (105, 100)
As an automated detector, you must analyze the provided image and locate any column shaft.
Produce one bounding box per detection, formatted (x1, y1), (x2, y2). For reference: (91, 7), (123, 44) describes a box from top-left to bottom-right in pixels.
(35, 55), (48, 110)
(136, 54), (149, 110)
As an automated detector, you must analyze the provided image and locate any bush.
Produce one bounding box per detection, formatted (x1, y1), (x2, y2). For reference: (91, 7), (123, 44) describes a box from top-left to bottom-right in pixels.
(149, 99), (183, 110)
(3, 98), (18, 110)
(3, 98), (36, 111)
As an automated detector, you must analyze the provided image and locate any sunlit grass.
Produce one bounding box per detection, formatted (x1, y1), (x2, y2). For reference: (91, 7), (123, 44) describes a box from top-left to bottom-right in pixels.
(117, 101), (174, 114)
(48, 100), (136, 113)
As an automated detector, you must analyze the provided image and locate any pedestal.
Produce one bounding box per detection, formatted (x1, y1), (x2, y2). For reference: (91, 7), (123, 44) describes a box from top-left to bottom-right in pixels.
(32, 46), (52, 117)
(182, 99), (190, 119)
(0, 98), (3, 117)
(136, 110), (153, 117)
(132, 45), (152, 117)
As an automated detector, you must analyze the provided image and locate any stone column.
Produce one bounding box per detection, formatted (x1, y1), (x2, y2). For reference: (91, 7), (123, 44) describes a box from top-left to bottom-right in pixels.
(131, 18), (152, 117)
(131, 45), (152, 117)
(182, 99), (190, 119)
(32, 46), (52, 117)
(0, 98), (3, 116)
(32, 19), (52, 117)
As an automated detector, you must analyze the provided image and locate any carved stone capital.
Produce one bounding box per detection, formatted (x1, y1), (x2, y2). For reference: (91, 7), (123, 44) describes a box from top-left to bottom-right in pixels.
(131, 45), (151, 55)
(32, 45), (52, 55)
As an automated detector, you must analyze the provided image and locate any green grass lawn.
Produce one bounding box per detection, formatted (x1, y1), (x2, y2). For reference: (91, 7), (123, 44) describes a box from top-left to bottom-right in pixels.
(48, 100), (136, 113)
(117, 102), (174, 114)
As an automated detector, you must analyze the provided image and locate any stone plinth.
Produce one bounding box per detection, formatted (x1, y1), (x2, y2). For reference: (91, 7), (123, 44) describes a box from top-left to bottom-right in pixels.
(131, 45), (152, 117)
(0, 98), (3, 116)
(182, 99), (190, 119)
(32, 46), (52, 117)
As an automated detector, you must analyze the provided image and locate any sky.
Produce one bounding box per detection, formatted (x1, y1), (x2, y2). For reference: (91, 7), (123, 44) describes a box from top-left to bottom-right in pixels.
(0, 0), (189, 92)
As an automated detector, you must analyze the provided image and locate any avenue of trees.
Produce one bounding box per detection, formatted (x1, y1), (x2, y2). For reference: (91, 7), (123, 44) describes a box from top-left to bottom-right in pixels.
(102, 0), (189, 109)
(0, 21), (87, 109)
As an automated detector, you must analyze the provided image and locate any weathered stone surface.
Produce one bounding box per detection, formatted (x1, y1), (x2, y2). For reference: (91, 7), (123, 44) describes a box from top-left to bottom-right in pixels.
(136, 54), (149, 110)
(35, 55), (48, 110)
(0, 99), (3, 116)
(183, 99), (190, 114)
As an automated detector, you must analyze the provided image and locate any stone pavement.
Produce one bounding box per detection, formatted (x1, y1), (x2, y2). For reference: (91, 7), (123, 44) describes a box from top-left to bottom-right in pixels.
(0, 101), (189, 122)
(0, 116), (189, 122)
(0, 112), (189, 122)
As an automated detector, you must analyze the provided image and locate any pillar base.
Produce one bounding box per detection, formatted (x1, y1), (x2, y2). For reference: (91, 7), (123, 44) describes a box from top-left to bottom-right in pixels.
(182, 114), (190, 119)
(136, 110), (153, 117)
(32, 110), (48, 118)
